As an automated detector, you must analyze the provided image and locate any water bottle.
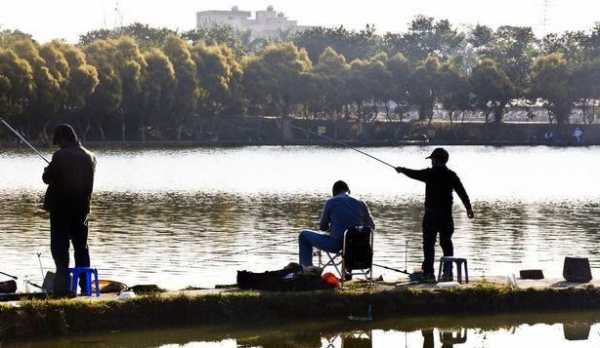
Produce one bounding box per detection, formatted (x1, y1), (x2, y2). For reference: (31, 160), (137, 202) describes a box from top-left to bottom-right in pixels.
(23, 275), (31, 293)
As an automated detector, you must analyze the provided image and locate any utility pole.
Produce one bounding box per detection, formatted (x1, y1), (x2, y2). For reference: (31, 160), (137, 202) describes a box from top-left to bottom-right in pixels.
(114, 1), (124, 29)
(541, 0), (552, 37)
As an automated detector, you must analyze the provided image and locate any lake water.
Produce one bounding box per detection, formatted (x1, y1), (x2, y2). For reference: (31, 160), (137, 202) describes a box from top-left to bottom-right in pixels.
(8, 311), (600, 347)
(1, 145), (599, 289)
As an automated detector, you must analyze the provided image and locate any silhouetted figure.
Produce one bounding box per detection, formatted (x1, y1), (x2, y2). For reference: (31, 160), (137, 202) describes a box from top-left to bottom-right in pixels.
(299, 180), (375, 267)
(43, 124), (96, 296)
(396, 148), (473, 281)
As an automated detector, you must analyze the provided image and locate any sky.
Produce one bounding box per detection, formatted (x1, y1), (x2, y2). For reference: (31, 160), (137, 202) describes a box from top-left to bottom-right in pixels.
(0, 0), (598, 43)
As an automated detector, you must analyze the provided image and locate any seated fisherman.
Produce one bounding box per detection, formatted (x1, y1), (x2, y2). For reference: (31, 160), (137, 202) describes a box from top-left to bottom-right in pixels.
(299, 180), (375, 267)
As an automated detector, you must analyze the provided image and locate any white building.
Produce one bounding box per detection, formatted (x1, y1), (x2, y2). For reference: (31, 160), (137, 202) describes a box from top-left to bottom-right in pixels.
(196, 6), (309, 40)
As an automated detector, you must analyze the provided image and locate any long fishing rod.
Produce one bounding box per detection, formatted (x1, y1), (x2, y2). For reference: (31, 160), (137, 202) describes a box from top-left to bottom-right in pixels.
(0, 118), (50, 164)
(290, 124), (397, 170)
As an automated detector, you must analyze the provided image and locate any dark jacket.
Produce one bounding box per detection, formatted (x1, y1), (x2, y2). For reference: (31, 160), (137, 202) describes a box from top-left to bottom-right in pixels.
(399, 166), (471, 214)
(43, 144), (96, 214)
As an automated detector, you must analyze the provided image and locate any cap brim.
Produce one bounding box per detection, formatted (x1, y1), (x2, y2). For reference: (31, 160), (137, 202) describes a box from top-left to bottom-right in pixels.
(425, 156), (432, 159)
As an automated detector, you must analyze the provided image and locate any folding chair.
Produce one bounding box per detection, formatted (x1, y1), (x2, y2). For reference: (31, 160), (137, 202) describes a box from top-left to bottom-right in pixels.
(317, 226), (374, 287)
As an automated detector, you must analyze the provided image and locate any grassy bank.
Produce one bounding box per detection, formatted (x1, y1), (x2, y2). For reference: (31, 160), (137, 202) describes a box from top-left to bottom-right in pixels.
(2, 283), (600, 340)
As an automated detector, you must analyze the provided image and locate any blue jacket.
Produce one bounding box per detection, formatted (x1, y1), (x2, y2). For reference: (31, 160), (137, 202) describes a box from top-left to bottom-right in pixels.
(319, 193), (375, 240)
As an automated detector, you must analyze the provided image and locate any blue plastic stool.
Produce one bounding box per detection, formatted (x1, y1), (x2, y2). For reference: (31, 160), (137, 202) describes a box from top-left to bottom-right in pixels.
(68, 267), (100, 297)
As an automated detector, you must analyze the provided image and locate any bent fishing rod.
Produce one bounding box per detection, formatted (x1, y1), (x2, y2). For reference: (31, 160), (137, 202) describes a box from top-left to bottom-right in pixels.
(290, 124), (396, 170)
(0, 118), (50, 164)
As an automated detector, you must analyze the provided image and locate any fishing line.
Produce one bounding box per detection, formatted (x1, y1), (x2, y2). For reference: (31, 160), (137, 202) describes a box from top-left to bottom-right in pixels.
(289, 124), (397, 170)
(0, 118), (50, 164)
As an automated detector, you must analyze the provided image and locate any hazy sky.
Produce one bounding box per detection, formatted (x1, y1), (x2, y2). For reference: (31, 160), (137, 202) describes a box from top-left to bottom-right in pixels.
(0, 0), (597, 43)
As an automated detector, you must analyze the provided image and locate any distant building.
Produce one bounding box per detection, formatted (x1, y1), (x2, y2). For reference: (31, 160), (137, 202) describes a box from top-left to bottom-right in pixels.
(196, 5), (309, 40)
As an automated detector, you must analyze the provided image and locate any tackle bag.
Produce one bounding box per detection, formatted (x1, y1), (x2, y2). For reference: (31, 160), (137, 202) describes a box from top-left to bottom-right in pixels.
(237, 263), (333, 291)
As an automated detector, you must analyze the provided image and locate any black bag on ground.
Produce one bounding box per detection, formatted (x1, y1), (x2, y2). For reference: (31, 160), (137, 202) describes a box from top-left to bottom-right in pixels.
(344, 226), (373, 271)
(237, 263), (332, 291)
(563, 257), (592, 283)
(0, 280), (17, 293)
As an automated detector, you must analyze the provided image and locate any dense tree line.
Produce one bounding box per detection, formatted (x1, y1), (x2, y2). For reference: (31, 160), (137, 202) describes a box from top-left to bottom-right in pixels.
(1, 16), (600, 142)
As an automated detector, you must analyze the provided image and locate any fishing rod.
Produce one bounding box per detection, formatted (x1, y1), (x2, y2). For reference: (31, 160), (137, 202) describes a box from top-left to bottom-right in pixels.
(0, 117), (50, 164)
(372, 263), (410, 275)
(290, 124), (397, 170)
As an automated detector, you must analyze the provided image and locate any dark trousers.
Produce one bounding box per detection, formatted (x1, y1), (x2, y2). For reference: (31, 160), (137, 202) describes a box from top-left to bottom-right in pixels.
(50, 211), (90, 295)
(422, 210), (454, 275)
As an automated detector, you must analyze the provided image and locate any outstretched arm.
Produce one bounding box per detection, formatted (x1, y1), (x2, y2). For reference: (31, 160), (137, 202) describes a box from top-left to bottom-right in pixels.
(453, 174), (474, 219)
(395, 167), (429, 182)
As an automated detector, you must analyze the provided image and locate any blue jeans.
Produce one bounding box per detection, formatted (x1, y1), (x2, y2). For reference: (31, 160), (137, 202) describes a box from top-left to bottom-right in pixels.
(298, 229), (343, 267)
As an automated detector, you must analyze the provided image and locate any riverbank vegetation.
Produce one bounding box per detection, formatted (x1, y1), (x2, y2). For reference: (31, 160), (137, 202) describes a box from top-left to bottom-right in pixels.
(2, 283), (600, 340)
(1, 18), (600, 142)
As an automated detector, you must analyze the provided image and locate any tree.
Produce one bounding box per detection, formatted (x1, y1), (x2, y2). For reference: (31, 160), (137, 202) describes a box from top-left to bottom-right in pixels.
(383, 16), (465, 62)
(11, 38), (62, 136)
(293, 25), (380, 63)
(470, 59), (514, 123)
(314, 47), (350, 119)
(83, 39), (123, 140)
(191, 43), (243, 117)
(0, 48), (34, 124)
(163, 35), (200, 140)
(476, 26), (536, 96)
(113, 36), (147, 141)
(80, 23), (177, 48)
(141, 48), (176, 140)
(407, 55), (442, 123)
(386, 53), (411, 118)
(43, 41), (99, 138)
(242, 43), (312, 115)
(439, 60), (471, 123)
(529, 53), (575, 128)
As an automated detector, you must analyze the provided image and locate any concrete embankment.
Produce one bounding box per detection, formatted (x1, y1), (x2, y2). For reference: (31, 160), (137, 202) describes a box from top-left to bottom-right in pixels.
(1, 278), (600, 340)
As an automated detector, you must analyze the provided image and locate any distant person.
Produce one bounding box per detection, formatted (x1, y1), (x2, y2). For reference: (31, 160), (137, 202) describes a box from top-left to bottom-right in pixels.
(298, 180), (375, 268)
(396, 148), (473, 282)
(573, 127), (584, 145)
(43, 124), (96, 296)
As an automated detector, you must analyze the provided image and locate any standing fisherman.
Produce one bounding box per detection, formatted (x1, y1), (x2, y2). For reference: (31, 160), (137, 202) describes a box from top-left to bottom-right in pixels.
(396, 148), (474, 282)
(43, 124), (96, 296)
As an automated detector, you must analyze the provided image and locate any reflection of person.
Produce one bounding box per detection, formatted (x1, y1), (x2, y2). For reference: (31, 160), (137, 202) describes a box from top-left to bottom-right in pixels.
(43, 124), (96, 296)
(298, 180), (375, 268)
(422, 329), (434, 348)
(396, 148), (473, 282)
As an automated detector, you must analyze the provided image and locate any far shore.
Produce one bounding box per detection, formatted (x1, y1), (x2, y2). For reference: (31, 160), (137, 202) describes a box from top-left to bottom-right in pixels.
(2, 119), (597, 148)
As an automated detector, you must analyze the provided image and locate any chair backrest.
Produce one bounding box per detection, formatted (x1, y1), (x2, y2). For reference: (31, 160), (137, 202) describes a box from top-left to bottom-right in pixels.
(343, 226), (373, 271)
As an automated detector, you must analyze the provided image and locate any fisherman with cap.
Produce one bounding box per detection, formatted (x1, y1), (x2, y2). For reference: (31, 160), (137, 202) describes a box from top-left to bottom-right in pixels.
(42, 124), (96, 296)
(396, 148), (473, 282)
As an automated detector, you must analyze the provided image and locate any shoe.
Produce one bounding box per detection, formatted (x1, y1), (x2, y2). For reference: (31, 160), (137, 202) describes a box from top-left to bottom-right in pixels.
(344, 273), (353, 281)
(421, 273), (437, 284)
(408, 271), (436, 283)
(440, 273), (454, 282)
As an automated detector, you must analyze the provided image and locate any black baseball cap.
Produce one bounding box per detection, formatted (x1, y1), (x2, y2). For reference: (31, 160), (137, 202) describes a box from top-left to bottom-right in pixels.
(426, 148), (449, 163)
